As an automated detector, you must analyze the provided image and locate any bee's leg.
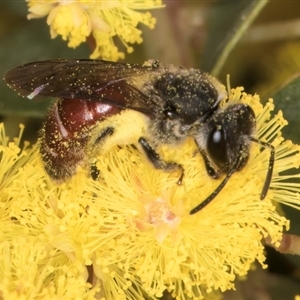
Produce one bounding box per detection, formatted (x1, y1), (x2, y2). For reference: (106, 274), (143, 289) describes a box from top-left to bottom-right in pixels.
(194, 140), (221, 179)
(90, 126), (115, 180)
(138, 137), (184, 185)
(199, 149), (221, 179)
(94, 127), (114, 144)
(90, 164), (101, 180)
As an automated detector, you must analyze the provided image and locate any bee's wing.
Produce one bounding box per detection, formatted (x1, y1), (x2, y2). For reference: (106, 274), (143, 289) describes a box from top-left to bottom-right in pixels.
(4, 59), (160, 115)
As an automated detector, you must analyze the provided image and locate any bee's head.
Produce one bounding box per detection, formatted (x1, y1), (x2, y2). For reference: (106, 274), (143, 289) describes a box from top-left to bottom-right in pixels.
(195, 103), (256, 173)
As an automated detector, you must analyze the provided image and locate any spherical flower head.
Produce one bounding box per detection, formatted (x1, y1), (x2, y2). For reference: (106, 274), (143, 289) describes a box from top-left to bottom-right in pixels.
(85, 88), (298, 298)
(47, 3), (92, 48)
(26, 0), (163, 60)
(0, 123), (100, 298)
(1, 87), (300, 299)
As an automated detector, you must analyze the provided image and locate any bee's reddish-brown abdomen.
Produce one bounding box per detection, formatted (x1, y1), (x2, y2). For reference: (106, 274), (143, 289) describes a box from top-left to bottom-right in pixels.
(39, 98), (123, 181)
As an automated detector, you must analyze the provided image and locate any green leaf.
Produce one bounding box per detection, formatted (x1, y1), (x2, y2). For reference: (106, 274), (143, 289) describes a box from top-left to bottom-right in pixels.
(201, 0), (268, 76)
(272, 73), (300, 144)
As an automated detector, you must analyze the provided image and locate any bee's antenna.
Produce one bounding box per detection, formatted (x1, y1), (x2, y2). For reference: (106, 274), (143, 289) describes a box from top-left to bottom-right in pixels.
(189, 151), (242, 215)
(249, 137), (275, 200)
(189, 138), (275, 215)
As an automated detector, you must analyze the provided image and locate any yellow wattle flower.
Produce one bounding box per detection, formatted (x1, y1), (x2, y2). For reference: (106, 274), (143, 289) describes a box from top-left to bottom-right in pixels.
(1, 88), (300, 299)
(26, 0), (163, 60)
(47, 3), (92, 48)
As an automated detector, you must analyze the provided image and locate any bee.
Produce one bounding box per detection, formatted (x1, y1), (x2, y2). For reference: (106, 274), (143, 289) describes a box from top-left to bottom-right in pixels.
(4, 59), (274, 214)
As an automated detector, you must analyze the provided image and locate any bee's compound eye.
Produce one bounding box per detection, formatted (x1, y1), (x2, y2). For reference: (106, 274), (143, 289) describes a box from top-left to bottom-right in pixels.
(207, 127), (227, 168)
(212, 130), (222, 144)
